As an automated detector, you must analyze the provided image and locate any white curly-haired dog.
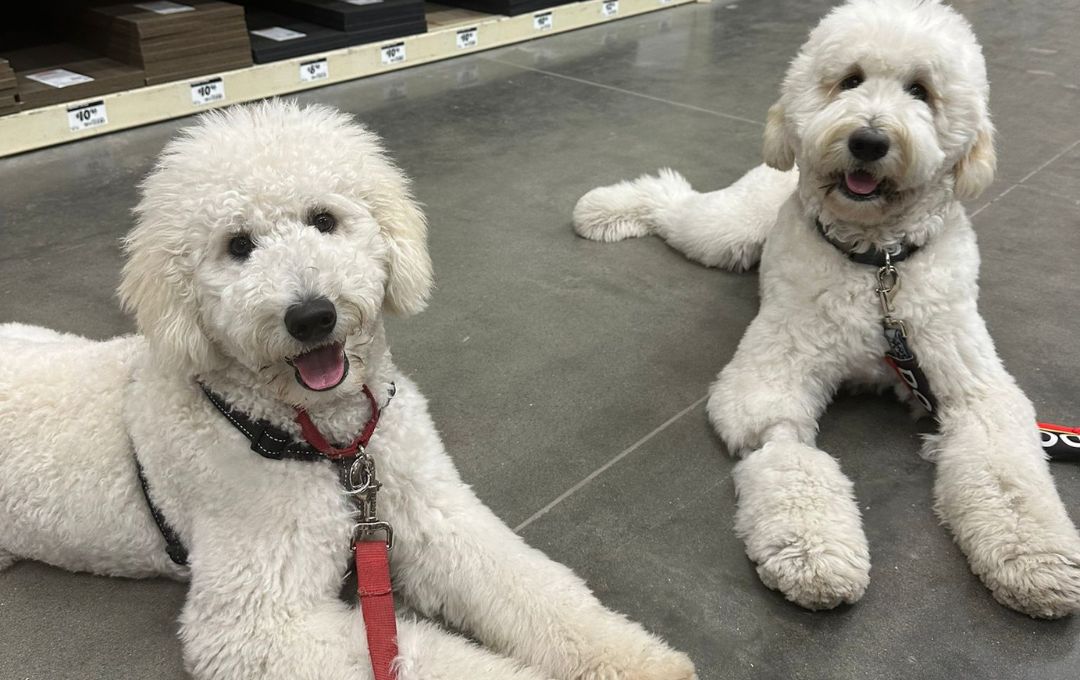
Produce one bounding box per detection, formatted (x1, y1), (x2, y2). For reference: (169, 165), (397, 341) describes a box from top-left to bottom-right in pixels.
(573, 0), (1080, 618)
(0, 100), (697, 680)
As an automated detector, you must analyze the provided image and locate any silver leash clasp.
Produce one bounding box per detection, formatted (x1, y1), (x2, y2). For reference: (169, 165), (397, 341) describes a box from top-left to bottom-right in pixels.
(875, 249), (907, 337)
(341, 448), (394, 549)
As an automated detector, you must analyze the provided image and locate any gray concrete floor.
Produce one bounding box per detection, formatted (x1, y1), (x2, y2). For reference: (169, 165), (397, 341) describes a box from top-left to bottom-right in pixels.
(3, 1), (1080, 678)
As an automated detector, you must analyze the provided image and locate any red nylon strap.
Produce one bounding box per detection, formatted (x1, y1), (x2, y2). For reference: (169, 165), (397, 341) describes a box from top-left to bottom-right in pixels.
(355, 540), (398, 680)
(1039, 422), (1080, 435)
(294, 385), (381, 459)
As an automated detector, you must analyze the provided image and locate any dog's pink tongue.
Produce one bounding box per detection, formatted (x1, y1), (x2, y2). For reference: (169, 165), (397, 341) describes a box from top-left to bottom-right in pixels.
(292, 343), (346, 391)
(845, 171), (881, 195)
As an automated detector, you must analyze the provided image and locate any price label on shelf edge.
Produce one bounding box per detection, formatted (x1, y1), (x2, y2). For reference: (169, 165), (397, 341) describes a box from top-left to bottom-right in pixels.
(381, 42), (406, 65)
(67, 100), (108, 132)
(456, 27), (478, 49)
(533, 11), (553, 31)
(601, 0), (619, 17)
(190, 77), (225, 106)
(300, 58), (329, 82)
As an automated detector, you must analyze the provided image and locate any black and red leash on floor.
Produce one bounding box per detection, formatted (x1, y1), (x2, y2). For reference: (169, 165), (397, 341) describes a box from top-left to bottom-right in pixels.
(1039, 423), (1080, 462)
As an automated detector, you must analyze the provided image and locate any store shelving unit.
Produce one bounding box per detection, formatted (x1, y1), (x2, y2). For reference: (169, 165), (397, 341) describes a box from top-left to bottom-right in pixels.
(0, 0), (694, 158)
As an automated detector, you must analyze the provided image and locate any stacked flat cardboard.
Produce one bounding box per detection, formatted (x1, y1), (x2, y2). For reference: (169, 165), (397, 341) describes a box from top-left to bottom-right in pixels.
(0, 59), (19, 116)
(80, 1), (253, 85)
(430, 0), (563, 17)
(245, 0), (426, 63)
(6, 43), (145, 109)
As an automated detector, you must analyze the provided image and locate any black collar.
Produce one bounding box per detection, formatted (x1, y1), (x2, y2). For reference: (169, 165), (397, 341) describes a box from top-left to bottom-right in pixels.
(815, 218), (920, 266)
(200, 382), (395, 462)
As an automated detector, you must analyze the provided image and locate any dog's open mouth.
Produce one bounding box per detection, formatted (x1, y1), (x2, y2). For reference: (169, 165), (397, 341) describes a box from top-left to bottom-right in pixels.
(838, 171), (884, 201)
(287, 342), (349, 392)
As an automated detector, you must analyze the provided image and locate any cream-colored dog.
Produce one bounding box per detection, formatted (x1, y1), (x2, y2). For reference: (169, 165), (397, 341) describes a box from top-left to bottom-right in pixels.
(574, 0), (1080, 618)
(0, 100), (697, 679)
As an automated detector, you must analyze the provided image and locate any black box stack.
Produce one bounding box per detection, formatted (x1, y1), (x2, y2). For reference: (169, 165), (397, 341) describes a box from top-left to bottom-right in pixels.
(430, 0), (564, 17)
(245, 0), (427, 63)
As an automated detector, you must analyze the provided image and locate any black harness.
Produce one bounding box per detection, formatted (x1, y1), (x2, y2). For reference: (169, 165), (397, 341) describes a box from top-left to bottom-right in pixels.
(135, 382), (396, 566)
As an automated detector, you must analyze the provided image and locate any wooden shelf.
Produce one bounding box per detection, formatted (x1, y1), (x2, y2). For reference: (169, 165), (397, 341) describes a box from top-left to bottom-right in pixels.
(0, 0), (693, 158)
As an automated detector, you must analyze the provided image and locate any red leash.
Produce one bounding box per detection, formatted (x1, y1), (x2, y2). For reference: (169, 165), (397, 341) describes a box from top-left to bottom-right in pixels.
(294, 385), (398, 680)
(356, 541), (398, 680)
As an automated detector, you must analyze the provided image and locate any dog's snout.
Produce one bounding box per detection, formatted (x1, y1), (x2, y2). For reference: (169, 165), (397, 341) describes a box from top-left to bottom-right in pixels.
(284, 297), (337, 343)
(847, 127), (890, 162)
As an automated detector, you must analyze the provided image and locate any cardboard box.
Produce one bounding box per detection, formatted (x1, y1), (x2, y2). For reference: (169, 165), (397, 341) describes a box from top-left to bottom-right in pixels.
(6, 43), (145, 109)
(81, 1), (253, 83)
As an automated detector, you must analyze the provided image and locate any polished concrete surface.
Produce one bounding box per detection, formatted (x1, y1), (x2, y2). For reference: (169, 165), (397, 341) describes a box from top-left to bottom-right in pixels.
(3, 1), (1080, 678)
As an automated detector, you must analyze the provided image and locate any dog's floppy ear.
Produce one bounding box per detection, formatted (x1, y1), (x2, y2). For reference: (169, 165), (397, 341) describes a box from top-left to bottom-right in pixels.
(953, 122), (996, 200)
(117, 201), (214, 373)
(364, 152), (434, 316)
(763, 101), (796, 171)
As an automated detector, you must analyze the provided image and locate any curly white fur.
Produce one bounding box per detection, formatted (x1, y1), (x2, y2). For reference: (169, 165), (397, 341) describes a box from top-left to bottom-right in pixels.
(0, 100), (697, 679)
(574, 0), (1080, 618)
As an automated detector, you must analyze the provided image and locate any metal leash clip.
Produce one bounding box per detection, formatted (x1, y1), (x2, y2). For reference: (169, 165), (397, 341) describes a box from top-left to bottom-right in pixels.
(876, 248), (907, 337)
(342, 449), (394, 550)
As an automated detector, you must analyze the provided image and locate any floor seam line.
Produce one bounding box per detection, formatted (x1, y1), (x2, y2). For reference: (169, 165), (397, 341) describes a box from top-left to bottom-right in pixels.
(514, 393), (709, 533)
(483, 56), (765, 127)
(970, 137), (1080, 217)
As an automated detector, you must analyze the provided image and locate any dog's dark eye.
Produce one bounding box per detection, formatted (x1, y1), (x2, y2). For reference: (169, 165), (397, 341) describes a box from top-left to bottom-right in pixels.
(311, 211), (337, 233)
(839, 74), (863, 91)
(907, 82), (929, 102)
(228, 234), (254, 260)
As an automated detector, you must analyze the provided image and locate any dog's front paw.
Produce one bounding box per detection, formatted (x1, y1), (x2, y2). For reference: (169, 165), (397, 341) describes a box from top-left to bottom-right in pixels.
(733, 441), (871, 610)
(978, 547), (1080, 619)
(752, 541), (869, 610)
(576, 645), (696, 680)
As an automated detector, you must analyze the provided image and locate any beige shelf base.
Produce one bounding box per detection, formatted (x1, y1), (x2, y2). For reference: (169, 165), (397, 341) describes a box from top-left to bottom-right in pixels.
(0, 0), (692, 157)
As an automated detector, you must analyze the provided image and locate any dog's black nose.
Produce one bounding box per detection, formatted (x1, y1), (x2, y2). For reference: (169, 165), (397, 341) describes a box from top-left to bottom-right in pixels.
(848, 128), (890, 162)
(284, 297), (337, 343)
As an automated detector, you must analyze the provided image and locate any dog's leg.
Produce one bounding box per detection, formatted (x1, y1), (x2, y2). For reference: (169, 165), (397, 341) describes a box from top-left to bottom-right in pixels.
(383, 433), (696, 680)
(0, 549), (16, 571)
(397, 619), (551, 680)
(919, 311), (1080, 618)
(708, 313), (871, 609)
(573, 164), (797, 271)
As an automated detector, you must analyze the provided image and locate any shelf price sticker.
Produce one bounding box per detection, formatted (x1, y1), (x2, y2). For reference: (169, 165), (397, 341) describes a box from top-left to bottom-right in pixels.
(534, 11), (553, 31)
(300, 58), (329, 82)
(67, 100), (108, 132)
(456, 27), (478, 49)
(191, 77), (225, 106)
(601, 0), (619, 17)
(381, 42), (406, 65)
